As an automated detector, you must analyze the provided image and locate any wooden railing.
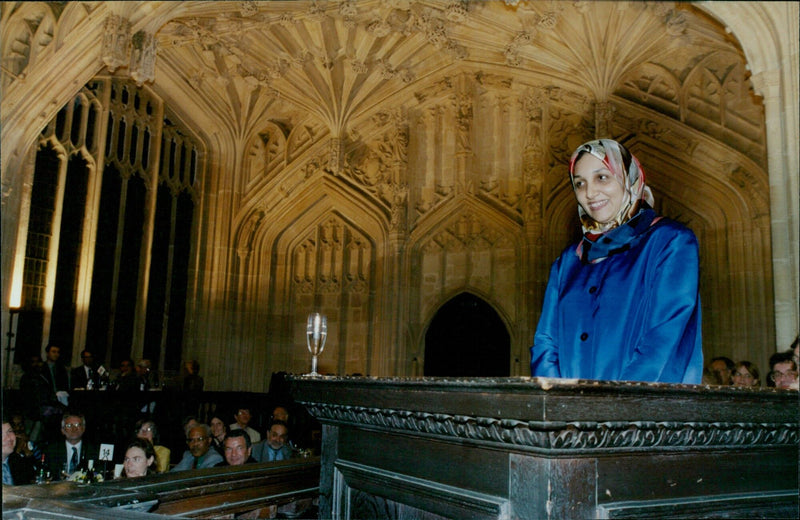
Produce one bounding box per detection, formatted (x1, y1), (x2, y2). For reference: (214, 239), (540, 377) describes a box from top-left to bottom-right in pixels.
(291, 375), (799, 520)
(3, 457), (321, 519)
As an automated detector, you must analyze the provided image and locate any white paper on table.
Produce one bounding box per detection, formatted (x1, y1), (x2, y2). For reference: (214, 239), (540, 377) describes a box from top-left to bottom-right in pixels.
(99, 443), (114, 461)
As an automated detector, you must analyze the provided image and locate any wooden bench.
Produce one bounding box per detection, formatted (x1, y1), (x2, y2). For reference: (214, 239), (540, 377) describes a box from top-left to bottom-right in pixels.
(2, 457), (320, 519)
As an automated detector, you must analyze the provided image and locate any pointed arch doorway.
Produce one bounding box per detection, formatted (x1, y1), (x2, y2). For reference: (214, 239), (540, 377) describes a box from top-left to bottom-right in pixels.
(424, 292), (510, 377)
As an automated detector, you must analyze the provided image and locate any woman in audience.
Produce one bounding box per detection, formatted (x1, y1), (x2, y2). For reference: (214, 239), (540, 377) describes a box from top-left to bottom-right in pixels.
(122, 438), (157, 478)
(209, 415), (227, 456)
(134, 418), (170, 472)
(731, 361), (760, 387)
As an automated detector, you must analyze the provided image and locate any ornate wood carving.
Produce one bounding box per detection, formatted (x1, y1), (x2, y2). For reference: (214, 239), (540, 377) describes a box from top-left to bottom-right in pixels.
(303, 402), (798, 454)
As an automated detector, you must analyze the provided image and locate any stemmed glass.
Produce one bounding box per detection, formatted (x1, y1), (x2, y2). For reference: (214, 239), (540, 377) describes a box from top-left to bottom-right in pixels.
(306, 313), (327, 376)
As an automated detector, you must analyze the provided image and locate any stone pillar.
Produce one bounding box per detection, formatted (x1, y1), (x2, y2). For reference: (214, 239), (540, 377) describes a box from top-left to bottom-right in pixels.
(752, 68), (800, 347)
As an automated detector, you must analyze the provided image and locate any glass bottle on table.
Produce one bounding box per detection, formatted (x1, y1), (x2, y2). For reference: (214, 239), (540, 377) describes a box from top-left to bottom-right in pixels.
(35, 453), (47, 484)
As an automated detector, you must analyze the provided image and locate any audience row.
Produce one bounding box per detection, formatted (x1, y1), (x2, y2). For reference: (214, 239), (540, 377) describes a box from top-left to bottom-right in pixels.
(2, 402), (304, 486)
(703, 336), (799, 390)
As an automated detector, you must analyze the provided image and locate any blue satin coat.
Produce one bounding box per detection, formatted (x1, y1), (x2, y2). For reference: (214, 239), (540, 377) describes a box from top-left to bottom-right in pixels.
(530, 218), (703, 384)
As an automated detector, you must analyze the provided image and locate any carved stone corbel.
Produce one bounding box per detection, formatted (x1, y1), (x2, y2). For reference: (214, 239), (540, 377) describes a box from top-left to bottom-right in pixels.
(102, 15), (131, 72)
(130, 30), (157, 86)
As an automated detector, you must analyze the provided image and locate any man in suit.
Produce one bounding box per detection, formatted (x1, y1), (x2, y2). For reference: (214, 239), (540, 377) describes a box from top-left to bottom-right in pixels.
(214, 429), (257, 467)
(70, 350), (99, 390)
(3, 417), (35, 485)
(171, 424), (223, 471)
(252, 420), (292, 462)
(43, 411), (98, 480)
(42, 344), (70, 394)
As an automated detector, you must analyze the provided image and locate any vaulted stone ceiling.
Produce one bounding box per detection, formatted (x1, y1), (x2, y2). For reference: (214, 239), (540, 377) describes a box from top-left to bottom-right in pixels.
(3, 1), (786, 389)
(147, 1), (762, 165)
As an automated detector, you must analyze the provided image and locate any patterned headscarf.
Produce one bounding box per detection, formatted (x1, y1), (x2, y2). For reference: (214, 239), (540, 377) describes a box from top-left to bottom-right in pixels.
(568, 139), (654, 235)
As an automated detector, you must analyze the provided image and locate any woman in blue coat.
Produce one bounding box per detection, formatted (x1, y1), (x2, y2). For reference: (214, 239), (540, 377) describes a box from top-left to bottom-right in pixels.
(530, 139), (703, 384)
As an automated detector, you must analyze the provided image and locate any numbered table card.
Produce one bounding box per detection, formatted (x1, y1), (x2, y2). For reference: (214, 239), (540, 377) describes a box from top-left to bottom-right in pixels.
(99, 444), (115, 462)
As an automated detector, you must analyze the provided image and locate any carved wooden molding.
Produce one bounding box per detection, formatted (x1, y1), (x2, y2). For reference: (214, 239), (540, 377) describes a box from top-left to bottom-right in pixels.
(301, 402), (798, 454)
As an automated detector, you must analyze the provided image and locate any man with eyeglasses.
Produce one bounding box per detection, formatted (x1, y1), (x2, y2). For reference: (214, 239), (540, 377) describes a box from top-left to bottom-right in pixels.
(42, 411), (98, 480)
(768, 351), (799, 390)
(171, 424), (222, 471)
(229, 407), (261, 443)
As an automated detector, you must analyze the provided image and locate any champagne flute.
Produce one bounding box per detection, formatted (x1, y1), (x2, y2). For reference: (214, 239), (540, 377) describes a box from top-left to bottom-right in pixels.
(306, 313), (327, 376)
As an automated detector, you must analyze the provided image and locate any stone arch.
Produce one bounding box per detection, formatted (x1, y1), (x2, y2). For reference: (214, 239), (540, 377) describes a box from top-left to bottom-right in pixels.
(1, 2), (56, 87)
(619, 62), (681, 119)
(696, 4), (784, 83)
(697, 3), (798, 345)
(406, 196), (522, 371)
(54, 2), (98, 50)
(242, 121), (288, 195)
(423, 291), (511, 377)
(224, 173), (388, 390)
(286, 121), (328, 165)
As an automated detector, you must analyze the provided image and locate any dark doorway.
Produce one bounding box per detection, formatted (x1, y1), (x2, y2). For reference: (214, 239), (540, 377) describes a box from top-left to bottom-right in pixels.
(424, 292), (510, 377)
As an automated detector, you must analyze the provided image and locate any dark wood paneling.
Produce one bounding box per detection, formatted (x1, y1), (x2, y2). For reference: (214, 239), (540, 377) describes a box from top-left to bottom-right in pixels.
(292, 376), (799, 520)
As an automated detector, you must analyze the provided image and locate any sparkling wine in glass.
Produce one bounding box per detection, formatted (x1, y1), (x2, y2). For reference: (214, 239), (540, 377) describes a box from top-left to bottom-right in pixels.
(306, 313), (327, 375)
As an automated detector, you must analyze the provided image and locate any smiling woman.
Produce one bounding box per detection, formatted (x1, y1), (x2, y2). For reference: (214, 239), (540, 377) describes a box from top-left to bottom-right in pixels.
(530, 139), (703, 384)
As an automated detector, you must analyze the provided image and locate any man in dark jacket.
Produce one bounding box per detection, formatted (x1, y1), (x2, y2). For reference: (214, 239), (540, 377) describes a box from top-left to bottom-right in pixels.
(42, 344), (70, 394)
(70, 350), (100, 390)
(42, 411), (98, 480)
(3, 416), (35, 485)
(214, 430), (257, 467)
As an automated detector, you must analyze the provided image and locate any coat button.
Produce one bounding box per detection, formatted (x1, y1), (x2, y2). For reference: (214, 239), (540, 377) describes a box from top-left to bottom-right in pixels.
(580, 332), (589, 341)
(589, 286), (597, 294)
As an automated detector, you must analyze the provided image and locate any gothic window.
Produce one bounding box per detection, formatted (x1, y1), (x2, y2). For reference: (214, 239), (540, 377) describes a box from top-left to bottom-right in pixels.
(18, 78), (201, 374)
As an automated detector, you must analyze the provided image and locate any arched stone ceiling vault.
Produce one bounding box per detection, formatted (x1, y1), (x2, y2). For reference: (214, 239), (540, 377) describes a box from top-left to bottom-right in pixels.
(2, 1), (796, 388)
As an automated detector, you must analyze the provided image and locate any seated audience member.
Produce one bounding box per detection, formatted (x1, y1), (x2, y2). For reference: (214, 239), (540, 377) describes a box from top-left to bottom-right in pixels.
(10, 412), (39, 460)
(3, 416), (35, 485)
(791, 336), (799, 367)
(215, 430), (257, 467)
(70, 350), (99, 390)
(122, 439), (157, 478)
(270, 405), (290, 423)
(134, 418), (170, 472)
(135, 359), (159, 390)
(43, 411), (99, 480)
(706, 357), (735, 385)
(731, 361), (761, 387)
(768, 351), (799, 390)
(209, 415), (228, 456)
(3, 418), (17, 484)
(113, 359), (139, 392)
(229, 407), (261, 443)
(252, 420), (292, 462)
(182, 416), (200, 436)
(171, 424), (223, 471)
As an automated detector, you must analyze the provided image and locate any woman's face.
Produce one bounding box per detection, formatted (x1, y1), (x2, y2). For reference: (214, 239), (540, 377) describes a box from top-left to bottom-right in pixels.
(210, 417), (225, 438)
(732, 367), (756, 387)
(572, 153), (627, 225)
(124, 447), (153, 478)
(136, 422), (155, 442)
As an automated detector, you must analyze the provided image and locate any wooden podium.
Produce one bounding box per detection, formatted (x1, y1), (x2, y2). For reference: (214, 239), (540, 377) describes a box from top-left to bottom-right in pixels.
(289, 376), (798, 520)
